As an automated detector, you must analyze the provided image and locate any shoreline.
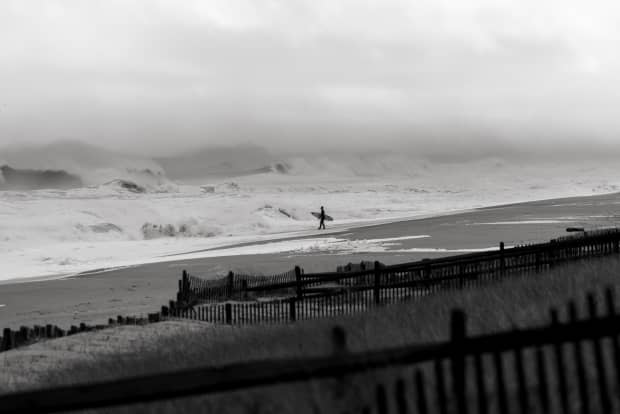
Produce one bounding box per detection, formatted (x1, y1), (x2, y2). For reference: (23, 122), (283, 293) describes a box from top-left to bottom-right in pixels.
(0, 192), (620, 286)
(1, 191), (620, 329)
(4, 190), (619, 285)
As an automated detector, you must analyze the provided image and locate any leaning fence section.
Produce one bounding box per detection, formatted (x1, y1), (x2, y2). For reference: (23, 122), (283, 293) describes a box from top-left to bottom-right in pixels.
(180, 268), (297, 303)
(357, 287), (620, 414)
(3, 287), (620, 414)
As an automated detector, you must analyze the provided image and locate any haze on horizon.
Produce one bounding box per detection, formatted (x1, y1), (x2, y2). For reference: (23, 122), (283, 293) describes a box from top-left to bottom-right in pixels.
(1, 1), (620, 159)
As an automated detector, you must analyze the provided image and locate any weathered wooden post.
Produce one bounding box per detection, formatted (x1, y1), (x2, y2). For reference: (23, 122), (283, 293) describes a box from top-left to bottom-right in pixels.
(587, 294), (612, 412)
(415, 371), (429, 414)
(374, 261), (382, 305)
(227, 271), (234, 298)
(451, 310), (468, 414)
(550, 309), (569, 413)
(568, 302), (589, 411)
(295, 266), (303, 299)
(225, 303), (232, 324)
(13, 329), (24, 348)
(242, 280), (248, 300)
(376, 384), (388, 414)
(19, 326), (30, 343)
(549, 240), (556, 269)
(499, 241), (506, 276)
(423, 259), (432, 280)
(2, 328), (12, 351)
(289, 298), (296, 322)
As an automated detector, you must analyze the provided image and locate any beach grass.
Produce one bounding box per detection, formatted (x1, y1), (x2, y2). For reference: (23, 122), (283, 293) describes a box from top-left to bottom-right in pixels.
(3, 256), (620, 412)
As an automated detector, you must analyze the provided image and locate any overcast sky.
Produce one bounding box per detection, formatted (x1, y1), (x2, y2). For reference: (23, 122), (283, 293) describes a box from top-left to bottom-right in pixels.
(1, 1), (620, 157)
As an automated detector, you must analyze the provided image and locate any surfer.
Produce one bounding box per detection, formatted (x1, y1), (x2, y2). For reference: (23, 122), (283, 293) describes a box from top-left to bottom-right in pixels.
(319, 206), (326, 230)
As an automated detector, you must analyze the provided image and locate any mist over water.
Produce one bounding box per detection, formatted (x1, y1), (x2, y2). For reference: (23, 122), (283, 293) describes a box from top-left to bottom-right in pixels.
(2, 139), (619, 190)
(3, 0), (620, 280)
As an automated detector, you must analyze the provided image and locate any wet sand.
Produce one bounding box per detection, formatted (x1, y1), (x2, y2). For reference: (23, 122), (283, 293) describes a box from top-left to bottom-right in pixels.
(1, 192), (620, 329)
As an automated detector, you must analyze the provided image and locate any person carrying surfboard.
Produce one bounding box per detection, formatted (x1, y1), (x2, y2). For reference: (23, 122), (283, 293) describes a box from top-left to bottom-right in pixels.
(318, 206), (326, 230)
(311, 208), (332, 227)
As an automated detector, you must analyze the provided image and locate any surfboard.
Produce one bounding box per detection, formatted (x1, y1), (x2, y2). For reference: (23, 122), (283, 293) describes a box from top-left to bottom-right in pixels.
(311, 212), (333, 221)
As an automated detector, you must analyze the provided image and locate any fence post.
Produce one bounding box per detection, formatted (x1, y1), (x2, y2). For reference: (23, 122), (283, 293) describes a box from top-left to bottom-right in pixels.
(451, 310), (468, 414)
(295, 266), (303, 299)
(289, 298), (296, 322)
(2, 328), (12, 351)
(177, 270), (189, 302)
(19, 326), (30, 344)
(374, 261), (381, 305)
(227, 271), (234, 298)
(225, 303), (232, 324)
(499, 241), (506, 276)
(423, 259), (431, 280)
(242, 280), (248, 300)
(549, 240), (556, 269)
(587, 294), (612, 412)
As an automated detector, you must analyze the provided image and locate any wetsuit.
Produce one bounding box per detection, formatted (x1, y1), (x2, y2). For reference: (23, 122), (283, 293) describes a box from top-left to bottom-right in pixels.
(319, 209), (326, 230)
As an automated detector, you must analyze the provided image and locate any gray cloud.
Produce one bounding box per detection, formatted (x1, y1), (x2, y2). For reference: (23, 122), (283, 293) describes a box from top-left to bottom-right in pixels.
(1, 0), (620, 157)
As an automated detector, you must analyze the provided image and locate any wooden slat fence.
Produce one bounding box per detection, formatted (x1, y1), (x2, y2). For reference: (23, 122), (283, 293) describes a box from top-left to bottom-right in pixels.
(2, 287), (620, 413)
(180, 268), (297, 302)
(169, 229), (620, 325)
(360, 288), (620, 413)
(0, 314), (163, 353)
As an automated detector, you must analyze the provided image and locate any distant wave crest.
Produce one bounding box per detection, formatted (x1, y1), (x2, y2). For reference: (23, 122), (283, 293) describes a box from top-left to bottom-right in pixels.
(0, 141), (177, 192)
(259, 155), (430, 178)
(0, 165), (83, 190)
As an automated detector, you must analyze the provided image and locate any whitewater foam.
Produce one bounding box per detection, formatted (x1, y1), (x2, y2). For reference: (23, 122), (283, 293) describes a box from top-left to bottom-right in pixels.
(2, 154), (620, 281)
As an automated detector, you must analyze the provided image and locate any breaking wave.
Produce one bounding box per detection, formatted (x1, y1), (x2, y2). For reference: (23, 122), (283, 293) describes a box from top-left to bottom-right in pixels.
(0, 141), (175, 192)
(0, 165), (83, 190)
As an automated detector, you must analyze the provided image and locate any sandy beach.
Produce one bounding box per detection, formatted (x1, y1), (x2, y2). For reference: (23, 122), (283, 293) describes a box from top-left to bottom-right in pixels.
(1, 192), (619, 330)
